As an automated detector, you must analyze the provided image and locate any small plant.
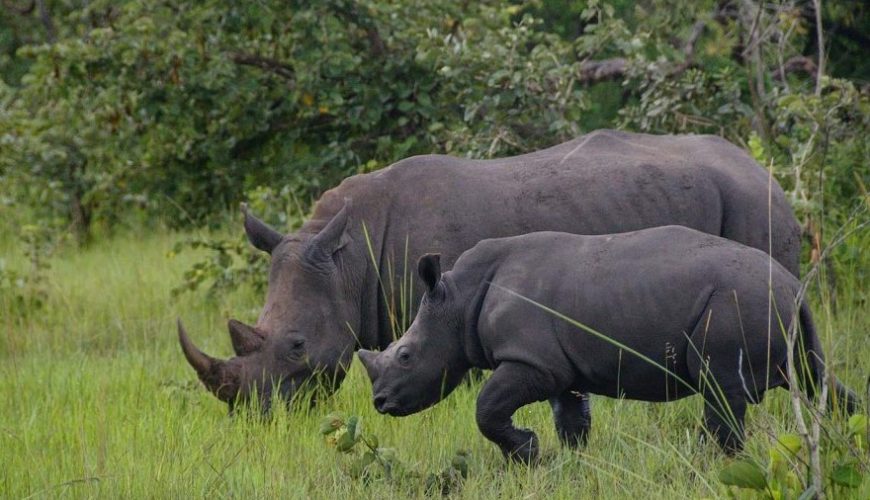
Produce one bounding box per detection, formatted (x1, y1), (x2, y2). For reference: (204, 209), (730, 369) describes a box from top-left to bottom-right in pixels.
(170, 186), (306, 298)
(319, 413), (469, 495)
(169, 235), (269, 299)
(0, 224), (55, 314)
(718, 414), (868, 498)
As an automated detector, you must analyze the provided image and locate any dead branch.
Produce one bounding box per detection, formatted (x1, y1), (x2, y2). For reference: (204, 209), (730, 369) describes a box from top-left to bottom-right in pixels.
(577, 58), (627, 84)
(772, 55), (819, 81)
(2, 0), (35, 15)
(35, 0), (55, 42)
(812, 0), (825, 95)
(577, 19), (706, 84)
(228, 52), (295, 82)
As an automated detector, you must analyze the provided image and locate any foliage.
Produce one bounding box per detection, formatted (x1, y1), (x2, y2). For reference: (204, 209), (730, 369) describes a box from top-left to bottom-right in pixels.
(320, 412), (470, 495)
(719, 416), (868, 498)
(169, 185), (305, 298)
(4, 0), (865, 244)
(0, 224), (55, 313)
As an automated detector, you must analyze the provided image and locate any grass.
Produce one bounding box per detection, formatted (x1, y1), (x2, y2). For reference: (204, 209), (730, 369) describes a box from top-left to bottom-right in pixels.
(0, 228), (867, 499)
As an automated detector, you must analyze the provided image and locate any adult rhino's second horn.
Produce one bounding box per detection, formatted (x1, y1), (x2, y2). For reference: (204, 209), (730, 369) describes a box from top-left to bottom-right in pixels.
(227, 319), (264, 356)
(177, 319), (237, 402)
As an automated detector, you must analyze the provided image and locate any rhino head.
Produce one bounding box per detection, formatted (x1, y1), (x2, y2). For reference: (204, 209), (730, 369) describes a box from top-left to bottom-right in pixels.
(178, 202), (362, 412)
(358, 254), (470, 416)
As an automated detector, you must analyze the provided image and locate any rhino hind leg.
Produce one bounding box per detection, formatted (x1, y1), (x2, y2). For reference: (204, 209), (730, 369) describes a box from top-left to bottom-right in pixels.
(549, 390), (591, 448)
(476, 362), (560, 464)
(700, 390), (747, 454)
(685, 294), (753, 454)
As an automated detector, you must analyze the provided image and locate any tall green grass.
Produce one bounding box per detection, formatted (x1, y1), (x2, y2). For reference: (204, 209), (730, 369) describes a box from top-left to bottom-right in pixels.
(0, 229), (867, 498)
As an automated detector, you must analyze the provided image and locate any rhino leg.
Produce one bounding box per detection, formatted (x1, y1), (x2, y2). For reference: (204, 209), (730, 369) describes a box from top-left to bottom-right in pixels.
(550, 390), (591, 448)
(686, 294), (750, 454)
(476, 362), (558, 464)
(700, 390), (747, 454)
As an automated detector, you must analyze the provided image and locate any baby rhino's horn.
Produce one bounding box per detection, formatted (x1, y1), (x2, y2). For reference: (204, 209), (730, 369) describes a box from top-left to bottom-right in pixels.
(357, 350), (381, 382)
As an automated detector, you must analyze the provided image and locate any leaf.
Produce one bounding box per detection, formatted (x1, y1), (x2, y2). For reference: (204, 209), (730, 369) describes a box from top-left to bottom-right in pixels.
(349, 451), (376, 478)
(775, 433), (803, 455)
(365, 434), (378, 450)
(334, 416), (361, 452)
(718, 460), (767, 490)
(451, 450), (470, 478)
(335, 429), (357, 453)
(319, 413), (344, 435)
(830, 464), (862, 488)
(848, 414), (867, 437)
(347, 416), (361, 440)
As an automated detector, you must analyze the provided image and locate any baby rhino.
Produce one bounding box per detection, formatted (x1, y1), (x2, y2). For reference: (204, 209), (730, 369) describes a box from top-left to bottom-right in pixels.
(358, 226), (857, 463)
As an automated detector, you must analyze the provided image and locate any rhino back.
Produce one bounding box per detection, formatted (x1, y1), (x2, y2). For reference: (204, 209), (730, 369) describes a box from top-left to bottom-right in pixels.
(380, 130), (791, 265)
(461, 227), (800, 400)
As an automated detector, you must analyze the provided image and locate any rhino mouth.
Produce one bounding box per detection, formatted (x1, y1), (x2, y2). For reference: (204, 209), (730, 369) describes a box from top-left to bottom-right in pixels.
(373, 392), (429, 417)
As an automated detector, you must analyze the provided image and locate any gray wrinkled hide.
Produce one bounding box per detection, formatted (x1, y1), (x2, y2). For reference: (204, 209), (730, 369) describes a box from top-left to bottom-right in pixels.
(362, 227), (855, 462)
(193, 130), (803, 409)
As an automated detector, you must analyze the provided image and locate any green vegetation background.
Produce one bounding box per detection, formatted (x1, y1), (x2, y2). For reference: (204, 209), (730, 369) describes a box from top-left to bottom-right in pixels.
(1, 0), (868, 498)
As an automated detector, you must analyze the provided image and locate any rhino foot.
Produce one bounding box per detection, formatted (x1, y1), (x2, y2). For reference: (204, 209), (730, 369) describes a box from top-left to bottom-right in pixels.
(551, 391), (591, 448)
(503, 428), (540, 464)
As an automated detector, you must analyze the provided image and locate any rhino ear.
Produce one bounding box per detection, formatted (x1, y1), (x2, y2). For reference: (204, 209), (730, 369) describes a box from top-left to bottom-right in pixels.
(418, 253), (441, 293)
(242, 203), (283, 254)
(305, 199), (352, 266)
(358, 349), (380, 382)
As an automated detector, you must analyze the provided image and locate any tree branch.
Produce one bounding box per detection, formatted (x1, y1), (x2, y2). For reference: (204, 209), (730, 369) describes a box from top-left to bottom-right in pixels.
(577, 58), (627, 84)
(2, 0), (35, 15)
(328, 1), (386, 57)
(772, 55), (818, 81)
(812, 0), (825, 95)
(577, 19), (706, 84)
(228, 52), (295, 82)
(35, 0), (55, 42)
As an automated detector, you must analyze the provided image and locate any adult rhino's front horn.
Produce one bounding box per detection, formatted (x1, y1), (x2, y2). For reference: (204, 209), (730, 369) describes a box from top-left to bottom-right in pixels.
(177, 319), (240, 402)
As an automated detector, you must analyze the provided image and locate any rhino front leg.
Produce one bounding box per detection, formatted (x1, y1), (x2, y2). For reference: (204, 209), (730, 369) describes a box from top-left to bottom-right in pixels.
(476, 362), (558, 464)
(550, 390), (591, 448)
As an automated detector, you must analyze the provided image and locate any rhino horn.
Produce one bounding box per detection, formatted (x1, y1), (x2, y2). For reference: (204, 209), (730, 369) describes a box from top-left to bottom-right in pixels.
(227, 319), (265, 356)
(305, 199), (352, 265)
(178, 319), (238, 402)
(241, 203), (283, 254)
(357, 349), (380, 382)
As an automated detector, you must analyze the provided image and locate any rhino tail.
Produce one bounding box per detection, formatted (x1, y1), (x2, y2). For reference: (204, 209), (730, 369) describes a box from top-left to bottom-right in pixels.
(797, 301), (860, 415)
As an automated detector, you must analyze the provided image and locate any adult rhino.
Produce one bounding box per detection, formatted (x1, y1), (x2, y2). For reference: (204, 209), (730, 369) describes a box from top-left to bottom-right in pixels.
(178, 129), (801, 411)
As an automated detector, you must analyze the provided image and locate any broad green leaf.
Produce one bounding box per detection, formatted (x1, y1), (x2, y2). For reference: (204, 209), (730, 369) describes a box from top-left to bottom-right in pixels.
(831, 464), (862, 488)
(719, 460), (767, 490)
(776, 433), (803, 455)
(335, 429), (358, 453)
(319, 413), (344, 435)
(346, 416), (361, 440)
(349, 451), (376, 478)
(848, 414), (867, 437)
(451, 450), (470, 478)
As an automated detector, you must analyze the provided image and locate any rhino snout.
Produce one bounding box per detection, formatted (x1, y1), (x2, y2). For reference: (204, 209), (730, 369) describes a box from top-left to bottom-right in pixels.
(373, 393), (403, 415)
(373, 393), (389, 413)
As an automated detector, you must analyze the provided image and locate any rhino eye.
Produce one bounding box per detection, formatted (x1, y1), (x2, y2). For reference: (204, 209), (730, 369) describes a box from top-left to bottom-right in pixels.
(397, 347), (411, 366)
(279, 338), (306, 360)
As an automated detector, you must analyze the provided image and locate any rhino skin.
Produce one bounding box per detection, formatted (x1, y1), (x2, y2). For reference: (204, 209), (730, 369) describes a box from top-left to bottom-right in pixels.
(358, 227), (858, 463)
(177, 129), (802, 410)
